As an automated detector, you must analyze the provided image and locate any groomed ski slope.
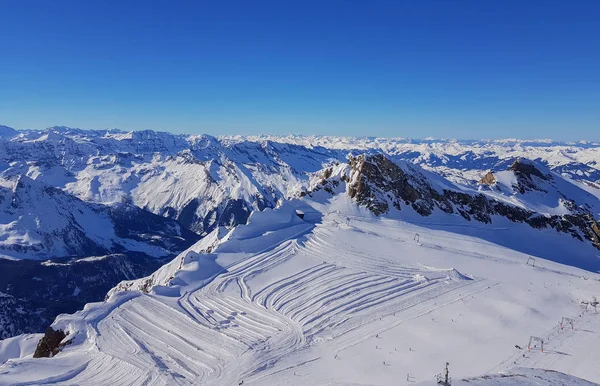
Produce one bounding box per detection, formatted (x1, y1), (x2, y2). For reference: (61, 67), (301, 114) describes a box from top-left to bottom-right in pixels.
(2, 196), (600, 385)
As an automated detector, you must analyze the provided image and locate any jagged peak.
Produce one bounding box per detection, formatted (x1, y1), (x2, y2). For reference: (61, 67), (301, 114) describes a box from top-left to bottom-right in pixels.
(509, 157), (551, 180)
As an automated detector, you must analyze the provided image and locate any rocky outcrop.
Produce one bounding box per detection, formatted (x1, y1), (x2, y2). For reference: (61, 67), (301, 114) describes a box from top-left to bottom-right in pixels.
(306, 154), (600, 250)
(588, 215), (600, 247)
(478, 171), (496, 185)
(33, 327), (69, 358)
(509, 158), (550, 193)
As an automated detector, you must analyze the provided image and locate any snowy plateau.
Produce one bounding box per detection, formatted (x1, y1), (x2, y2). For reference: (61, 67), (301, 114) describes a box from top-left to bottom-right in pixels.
(0, 126), (600, 385)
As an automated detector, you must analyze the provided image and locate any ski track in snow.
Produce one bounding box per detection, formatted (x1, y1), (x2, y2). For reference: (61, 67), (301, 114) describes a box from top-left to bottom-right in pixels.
(2, 214), (488, 385)
(2, 202), (600, 386)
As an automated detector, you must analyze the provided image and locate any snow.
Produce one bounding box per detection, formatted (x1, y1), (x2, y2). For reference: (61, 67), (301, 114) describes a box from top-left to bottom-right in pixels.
(417, 367), (599, 385)
(476, 162), (600, 217)
(2, 127), (599, 238)
(2, 196), (600, 385)
(0, 175), (182, 260)
(0, 334), (41, 364)
(1, 127), (600, 384)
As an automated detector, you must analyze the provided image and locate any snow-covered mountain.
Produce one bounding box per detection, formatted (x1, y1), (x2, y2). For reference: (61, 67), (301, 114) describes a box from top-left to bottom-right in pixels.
(0, 174), (197, 260)
(223, 134), (600, 184)
(0, 173), (200, 338)
(0, 126), (339, 235)
(1, 126), (599, 237)
(1, 126), (600, 384)
(305, 155), (600, 266)
(2, 196), (600, 385)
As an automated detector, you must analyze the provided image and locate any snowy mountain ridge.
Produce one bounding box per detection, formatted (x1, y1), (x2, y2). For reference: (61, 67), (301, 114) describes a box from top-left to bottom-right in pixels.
(2, 196), (600, 385)
(0, 173), (197, 260)
(1, 125), (599, 238)
(304, 155), (600, 263)
(1, 125), (600, 384)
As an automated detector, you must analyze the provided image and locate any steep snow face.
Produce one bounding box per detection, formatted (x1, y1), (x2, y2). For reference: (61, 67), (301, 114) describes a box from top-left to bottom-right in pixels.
(2, 197), (600, 385)
(478, 158), (600, 218)
(0, 175), (198, 260)
(0, 128), (340, 234)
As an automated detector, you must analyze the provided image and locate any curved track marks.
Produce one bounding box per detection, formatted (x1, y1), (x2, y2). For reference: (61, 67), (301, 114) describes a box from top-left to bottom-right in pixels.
(23, 219), (484, 385)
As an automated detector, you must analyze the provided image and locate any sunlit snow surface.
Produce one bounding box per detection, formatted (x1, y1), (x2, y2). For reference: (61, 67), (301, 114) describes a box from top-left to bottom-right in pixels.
(1, 196), (600, 385)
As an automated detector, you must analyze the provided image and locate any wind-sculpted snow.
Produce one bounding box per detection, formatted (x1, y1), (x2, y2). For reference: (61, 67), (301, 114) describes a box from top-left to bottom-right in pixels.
(5, 196), (600, 385)
(0, 201), (487, 385)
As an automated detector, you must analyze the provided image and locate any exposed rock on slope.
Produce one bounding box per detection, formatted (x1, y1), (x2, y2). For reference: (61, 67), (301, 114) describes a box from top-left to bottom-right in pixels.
(508, 158), (552, 193)
(479, 171), (496, 185)
(32, 327), (68, 358)
(307, 154), (600, 250)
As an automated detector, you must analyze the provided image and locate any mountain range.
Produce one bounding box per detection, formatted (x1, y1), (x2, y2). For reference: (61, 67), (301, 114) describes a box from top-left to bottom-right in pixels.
(0, 126), (600, 385)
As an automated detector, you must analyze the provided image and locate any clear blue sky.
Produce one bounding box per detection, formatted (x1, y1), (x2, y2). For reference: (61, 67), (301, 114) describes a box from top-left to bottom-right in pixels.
(1, 0), (599, 140)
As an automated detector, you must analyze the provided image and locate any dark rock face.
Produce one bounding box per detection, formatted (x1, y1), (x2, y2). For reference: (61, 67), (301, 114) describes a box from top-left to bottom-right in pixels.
(168, 197), (261, 236)
(221, 199), (252, 228)
(509, 158), (548, 179)
(33, 327), (67, 358)
(508, 158), (550, 193)
(311, 154), (600, 250)
(176, 198), (201, 231)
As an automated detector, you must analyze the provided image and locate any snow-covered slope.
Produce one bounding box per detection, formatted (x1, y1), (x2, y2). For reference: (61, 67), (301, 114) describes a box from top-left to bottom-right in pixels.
(0, 334), (41, 364)
(418, 367), (599, 385)
(2, 196), (600, 385)
(1, 126), (599, 236)
(0, 175), (197, 260)
(306, 154), (600, 269)
(478, 158), (600, 216)
(0, 127), (339, 235)
(1, 126), (600, 384)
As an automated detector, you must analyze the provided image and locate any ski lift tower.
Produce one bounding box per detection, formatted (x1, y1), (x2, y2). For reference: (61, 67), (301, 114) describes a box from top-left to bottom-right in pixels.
(436, 362), (451, 386)
(528, 336), (544, 352)
(560, 317), (574, 331)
